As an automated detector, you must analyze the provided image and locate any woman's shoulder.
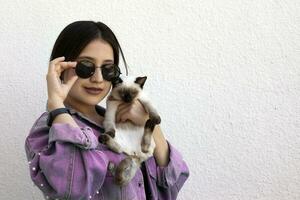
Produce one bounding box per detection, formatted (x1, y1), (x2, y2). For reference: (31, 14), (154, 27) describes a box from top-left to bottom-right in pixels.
(30, 111), (49, 131)
(25, 112), (50, 156)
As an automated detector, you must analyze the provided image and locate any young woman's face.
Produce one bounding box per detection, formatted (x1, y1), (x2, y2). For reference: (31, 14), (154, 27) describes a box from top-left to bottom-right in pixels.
(63, 38), (113, 107)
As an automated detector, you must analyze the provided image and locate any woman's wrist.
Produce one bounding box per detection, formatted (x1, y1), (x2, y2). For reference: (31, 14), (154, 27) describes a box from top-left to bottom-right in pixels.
(46, 99), (78, 128)
(47, 99), (65, 111)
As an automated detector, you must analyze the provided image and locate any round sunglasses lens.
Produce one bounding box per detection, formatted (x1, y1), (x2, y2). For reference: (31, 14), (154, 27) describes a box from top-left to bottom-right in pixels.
(75, 61), (94, 78)
(102, 64), (121, 81)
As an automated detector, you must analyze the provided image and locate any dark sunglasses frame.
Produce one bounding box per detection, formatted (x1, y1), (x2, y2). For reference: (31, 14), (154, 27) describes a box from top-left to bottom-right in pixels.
(75, 60), (121, 81)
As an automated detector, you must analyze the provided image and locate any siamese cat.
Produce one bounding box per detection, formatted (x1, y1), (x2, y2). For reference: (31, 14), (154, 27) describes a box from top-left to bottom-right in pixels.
(98, 74), (161, 186)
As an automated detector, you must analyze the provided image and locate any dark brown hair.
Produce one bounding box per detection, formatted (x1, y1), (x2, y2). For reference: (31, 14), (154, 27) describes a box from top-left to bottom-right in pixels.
(50, 20), (128, 80)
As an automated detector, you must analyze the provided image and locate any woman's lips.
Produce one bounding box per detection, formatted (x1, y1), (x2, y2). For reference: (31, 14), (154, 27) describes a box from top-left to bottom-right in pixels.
(84, 87), (103, 95)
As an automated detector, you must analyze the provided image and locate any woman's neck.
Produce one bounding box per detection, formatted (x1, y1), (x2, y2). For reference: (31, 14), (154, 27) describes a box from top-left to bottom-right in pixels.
(64, 98), (97, 118)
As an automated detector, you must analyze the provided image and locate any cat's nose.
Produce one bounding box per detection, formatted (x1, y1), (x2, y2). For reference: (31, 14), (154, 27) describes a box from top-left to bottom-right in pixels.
(123, 93), (132, 103)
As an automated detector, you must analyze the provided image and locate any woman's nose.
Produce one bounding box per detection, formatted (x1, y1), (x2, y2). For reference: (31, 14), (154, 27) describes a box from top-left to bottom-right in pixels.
(90, 67), (104, 82)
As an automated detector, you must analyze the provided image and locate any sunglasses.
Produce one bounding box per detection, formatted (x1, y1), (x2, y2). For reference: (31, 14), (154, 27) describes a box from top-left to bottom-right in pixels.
(75, 60), (121, 81)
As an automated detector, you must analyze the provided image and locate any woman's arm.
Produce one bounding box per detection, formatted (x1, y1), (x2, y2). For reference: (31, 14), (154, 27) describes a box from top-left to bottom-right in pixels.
(152, 125), (170, 166)
(144, 141), (190, 199)
(25, 112), (109, 199)
(47, 100), (79, 128)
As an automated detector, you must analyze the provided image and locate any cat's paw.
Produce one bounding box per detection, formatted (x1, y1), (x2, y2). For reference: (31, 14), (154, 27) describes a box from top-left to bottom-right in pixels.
(150, 113), (161, 125)
(114, 157), (137, 186)
(98, 134), (110, 144)
(105, 129), (115, 138)
(141, 138), (151, 153)
(141, 142), (150, 153)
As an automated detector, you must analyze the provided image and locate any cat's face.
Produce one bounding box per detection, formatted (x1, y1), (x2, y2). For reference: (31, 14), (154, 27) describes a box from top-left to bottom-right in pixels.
(110, 75), (147, 103)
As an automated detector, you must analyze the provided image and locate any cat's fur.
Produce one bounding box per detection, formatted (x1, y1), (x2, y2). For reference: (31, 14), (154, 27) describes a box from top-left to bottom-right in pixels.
(98, 74), (161, 186)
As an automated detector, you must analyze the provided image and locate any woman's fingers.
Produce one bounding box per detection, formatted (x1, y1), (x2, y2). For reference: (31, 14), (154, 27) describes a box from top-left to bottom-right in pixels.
(118, 103), (131, 112)
(120, 113), (130, 123)
(115, 100), (149, 125)
(116, 105), (131, 122)
(48, 56), (65, 74)
(52, 56), (66, 64)
(116, 99), (148, 121)
(48, 56), (77, 75)
(46, 57), (79, 103)
(116, 101), (139, 122)
(117, 102), (130, 110)
(54, 61), (77, 75)
(59, 61), (77, 69)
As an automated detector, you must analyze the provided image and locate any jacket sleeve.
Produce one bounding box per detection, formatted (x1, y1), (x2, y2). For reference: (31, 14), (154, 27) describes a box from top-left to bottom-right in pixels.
(24, 112), (109, 199)
(145, 141), (189, 199)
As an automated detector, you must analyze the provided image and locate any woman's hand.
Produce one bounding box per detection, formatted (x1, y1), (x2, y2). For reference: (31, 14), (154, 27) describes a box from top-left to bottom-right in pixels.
(116, 100), (149, 126)
(46, 56), (78, 108)
(116, 99), (170, 166)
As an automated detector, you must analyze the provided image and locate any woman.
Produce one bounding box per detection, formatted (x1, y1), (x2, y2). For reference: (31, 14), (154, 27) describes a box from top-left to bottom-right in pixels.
(25, 20), (189, 200)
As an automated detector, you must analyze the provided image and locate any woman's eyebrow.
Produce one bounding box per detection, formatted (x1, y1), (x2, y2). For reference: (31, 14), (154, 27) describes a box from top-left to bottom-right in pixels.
(77, 56), (95, 61)
(77, 56), (113, 63)
(103, 59), (114, 63)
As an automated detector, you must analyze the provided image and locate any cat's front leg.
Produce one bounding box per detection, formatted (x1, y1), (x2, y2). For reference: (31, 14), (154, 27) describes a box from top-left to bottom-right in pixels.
(138, 96), (161, 125)
(98, 134), (122, 154)
(138, 97), (161, 153)
(99, 98), (123, 153)
(141, 119), (156, 153)
(103, 99), (120, 137)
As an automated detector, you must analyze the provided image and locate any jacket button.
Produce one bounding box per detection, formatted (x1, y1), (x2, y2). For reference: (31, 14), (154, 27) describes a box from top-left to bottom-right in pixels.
(108, 162), (115, 171)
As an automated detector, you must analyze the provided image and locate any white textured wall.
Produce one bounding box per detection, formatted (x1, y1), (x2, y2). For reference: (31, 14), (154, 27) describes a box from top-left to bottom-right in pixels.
(0, 0), (299, 199)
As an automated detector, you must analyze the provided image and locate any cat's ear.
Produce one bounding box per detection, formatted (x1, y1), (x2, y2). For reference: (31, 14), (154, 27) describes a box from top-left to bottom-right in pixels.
(135, 76), (147, 89)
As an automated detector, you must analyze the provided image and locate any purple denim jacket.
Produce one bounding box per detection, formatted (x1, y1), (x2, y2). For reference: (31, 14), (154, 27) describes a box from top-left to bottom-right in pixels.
(24, 104), (189, 200)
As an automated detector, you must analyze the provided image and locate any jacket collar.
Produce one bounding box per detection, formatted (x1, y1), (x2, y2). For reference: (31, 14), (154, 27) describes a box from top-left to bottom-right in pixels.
(65, 104), (106, 130)
(66, 104), (106, 116)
